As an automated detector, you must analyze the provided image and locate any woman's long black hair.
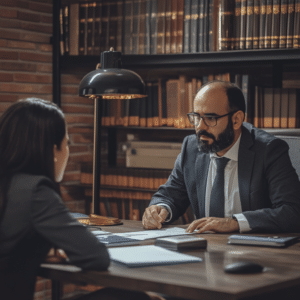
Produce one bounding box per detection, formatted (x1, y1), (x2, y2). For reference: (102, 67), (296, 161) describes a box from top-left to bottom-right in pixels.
(0, 98), (66, 221)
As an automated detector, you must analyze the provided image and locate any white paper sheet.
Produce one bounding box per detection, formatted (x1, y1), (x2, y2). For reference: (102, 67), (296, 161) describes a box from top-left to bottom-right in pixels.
(115, 227), (193, 240)
(108, 245), (202, 267)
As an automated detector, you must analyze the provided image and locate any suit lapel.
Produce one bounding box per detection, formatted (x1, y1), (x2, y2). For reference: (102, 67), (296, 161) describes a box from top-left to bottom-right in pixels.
(195, 152), (210, 219)
(238, 126), (255, 212)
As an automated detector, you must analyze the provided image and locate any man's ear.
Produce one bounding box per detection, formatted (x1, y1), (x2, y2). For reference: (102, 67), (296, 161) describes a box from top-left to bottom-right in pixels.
(232, 111), (244, 130)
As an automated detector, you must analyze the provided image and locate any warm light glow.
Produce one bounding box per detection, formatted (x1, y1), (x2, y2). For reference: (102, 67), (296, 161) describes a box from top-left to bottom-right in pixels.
(102, 94), (146, 99)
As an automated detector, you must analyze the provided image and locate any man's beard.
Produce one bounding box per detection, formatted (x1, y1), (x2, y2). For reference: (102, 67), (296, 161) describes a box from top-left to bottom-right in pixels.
(197, 118), (235, 153)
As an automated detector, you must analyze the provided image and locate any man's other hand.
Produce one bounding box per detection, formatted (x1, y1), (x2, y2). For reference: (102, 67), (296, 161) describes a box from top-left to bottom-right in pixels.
(186, 217), (239, 233)
(142, 205), (169, 230)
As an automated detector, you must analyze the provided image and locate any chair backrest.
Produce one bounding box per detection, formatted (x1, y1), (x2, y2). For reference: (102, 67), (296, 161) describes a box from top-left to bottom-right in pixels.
(276, 135), (300, 179)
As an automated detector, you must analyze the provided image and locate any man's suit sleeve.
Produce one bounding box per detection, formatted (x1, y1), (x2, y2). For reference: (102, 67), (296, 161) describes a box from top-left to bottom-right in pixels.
(243, 138), (300, 233)
(30, 178), (110, 270)
(150, 136), (191, 222)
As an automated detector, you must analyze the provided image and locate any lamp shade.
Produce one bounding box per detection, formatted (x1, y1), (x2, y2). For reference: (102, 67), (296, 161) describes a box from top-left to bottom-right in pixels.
(79, 49), (146, 98)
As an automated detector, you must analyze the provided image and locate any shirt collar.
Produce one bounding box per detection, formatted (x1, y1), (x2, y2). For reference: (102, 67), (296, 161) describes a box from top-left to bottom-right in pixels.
(210, 133), (242, 162)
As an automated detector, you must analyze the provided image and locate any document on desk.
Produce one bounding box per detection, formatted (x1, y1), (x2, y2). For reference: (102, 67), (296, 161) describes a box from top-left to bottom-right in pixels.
(115, 227), (193, 241)
(108, 245), (202, 267)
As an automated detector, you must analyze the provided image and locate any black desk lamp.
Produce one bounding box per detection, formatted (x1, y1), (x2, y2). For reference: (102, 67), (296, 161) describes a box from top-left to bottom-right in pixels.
(79, 48), (146, 215)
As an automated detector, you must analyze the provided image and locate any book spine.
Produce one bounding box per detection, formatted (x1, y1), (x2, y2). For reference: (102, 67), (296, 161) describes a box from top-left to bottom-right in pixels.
(191, 0), (199, 53)
(150, 0), (158, 54)
(176, 75), (187, 128)
(161, 79), (168, 126)
(273, 88), (281, 128)
(286, 0), (295, 48)
(271, 0), (281, 48)
(220, 0), (233, 50)
(293, 0), (300, 48)
(264, 0), (273, 49)
(87, 3), (96, 55)
(139, 97), (147, 127)
(233, 0), (241, 50)
(157, 0), (166, 54)
(79, 3), (88, 55)
(198, 0), (205, 52)
(152, 81), (160, 127)
(59, 8), (65, 55)
(116, 1), (124, 52)
(203, 0), (209, 52)
(171, 0), (178, 53)
(252, 0), (260, 49)
(245, 0), (254, 49)
(146, 82), (153, 127)
(129, 99), (140, 126)
(63, 6), (69, 55)
(165, 0), (172, 53)
(254, 86), (263, 128)
(176, 0), (184, 53)
(239, 0), (247, 49)
(138, 0), (146, 54)
(132, 0), (140, 54)
(183, 0), (191, 53)
(280, 88), (289, 128)
(279, 0), (288, 48)
(145, 0), (151, 54)
(208, 0), (214, 51)
(166, 79), (179, 127)
(288, 89), (297, 128)
(212, 0), (220, 51)
(123, 0), (133, 54)
(259, 0), (267, 48)
(263, 87), (274, 128)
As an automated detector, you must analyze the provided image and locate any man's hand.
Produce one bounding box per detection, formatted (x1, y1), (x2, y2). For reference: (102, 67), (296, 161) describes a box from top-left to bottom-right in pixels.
(142, 205), (169, 230)
(186, 217), (239, 233)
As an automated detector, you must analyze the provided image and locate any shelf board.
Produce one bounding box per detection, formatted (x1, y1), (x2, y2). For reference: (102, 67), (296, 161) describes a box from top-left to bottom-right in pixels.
(61, 49), (300, 71)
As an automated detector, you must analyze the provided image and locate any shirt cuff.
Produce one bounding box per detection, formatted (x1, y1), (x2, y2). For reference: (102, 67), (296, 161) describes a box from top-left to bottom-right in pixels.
(233, 213), (252, 233)
(156, 204), (172, 222)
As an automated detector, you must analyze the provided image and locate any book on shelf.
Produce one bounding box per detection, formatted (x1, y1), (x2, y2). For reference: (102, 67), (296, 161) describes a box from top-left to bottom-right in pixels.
(264, 0), (273, 49)
(63, 6), (69, 55)
(293, 0), (300, 48)
(150, 0), (158, 54)
(170, 0), (178, 54)
(259, 0), (267, 49)
(239, 0), (247, 49)
(165, 0), (172, 53)
(263, 87), (274, 128)
(176, 0), (184, 53)
(281, 88), (289, 128)
(60, 8), (65, 55)
(123, 0), (133, 55)
(190, 0), (198, 53)
(286, 0), (295, 48)
(132, 0), (140, 55)
(145, 0), (152, 54)
(233, 0), (242, 50)
(183, 0), (191, 53)
(273, 88), (281, 128)
(253, 86), (263, 128)
(198, 0), (204, 52)
(220, 0), (233, 50)
(138, 0), (146, 54)
(166, 79), (179, 127)
(157, 0), (166, 54)
(279, 0), (289, 48)
(252, 0), (260, 49)
(271, 0), (281, 49)
(288, 89), (298, 128)
(146, 82), (154, 127)
(202, 0), (209, 52)
(245, 0), (254, 50)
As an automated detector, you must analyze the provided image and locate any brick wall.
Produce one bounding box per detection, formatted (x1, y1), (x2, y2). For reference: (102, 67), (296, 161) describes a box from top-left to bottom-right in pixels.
(0, 0), (96, 299)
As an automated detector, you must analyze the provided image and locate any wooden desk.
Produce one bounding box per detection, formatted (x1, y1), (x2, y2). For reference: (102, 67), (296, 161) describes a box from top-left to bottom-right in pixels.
(39, 220), (300, 300)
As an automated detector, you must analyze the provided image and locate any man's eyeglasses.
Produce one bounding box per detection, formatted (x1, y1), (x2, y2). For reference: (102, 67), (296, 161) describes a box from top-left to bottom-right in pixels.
(187, 111), (238, 127)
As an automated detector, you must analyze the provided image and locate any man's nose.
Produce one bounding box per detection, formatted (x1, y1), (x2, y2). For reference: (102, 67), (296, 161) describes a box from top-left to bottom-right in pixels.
(195, 117), (207, 131)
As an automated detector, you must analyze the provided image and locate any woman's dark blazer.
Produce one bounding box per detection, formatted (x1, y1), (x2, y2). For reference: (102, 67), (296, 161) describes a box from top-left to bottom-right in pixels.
(0, 173), (110, 300)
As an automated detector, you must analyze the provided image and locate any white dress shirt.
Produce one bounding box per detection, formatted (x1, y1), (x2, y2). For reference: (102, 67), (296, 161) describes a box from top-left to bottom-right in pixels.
(158, 133), (252, 233)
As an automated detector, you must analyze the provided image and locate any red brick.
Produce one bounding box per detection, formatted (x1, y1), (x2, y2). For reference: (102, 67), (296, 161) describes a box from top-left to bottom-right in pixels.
(0, 8), (18, 19)
(39, 43), (52, 52)
(37, 63), (52, 73)
(62, 171), (81, 182)
(65, 115), (94, 124)
(71, 133), (93, 144)
(0, 50), (18, 60)
(0, 83), (52, 94)
(20, 52), (52, 63)
(0, 61), (36, 72)
(0, 73), (13, 82)
(0, 103), (13, 112)
(0, 39), (8, 47)
(69, 153), (93, 163)
(61, 86), (80, 94)
(0, 18), (20, 29)
(28, 2), (52, 14)
(20, 32), (50, 44)
(61, 95), (93, 105)
(61, 105), (93, 114)
(69, 145), (90, 153)
(17, 11), (41, 22)
(61, 74), (83, 84)
(7, 40), (36, 50)
(0, 29), (20, 40)
(67, 126), (93, 134)
(40, 14), (52, 24)
(21, 22), (52, 34)
(0, 94), (19, 102)
(14, 73), (52, 84)
(0, 1), (29, 9)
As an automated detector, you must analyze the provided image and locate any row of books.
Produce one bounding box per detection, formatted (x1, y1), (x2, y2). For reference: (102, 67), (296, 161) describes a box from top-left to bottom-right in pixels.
(60, 0), (300, 56)
(100, 73), (251, 129)
(254, 87), (300, 128)
(80, 165), (171, 190)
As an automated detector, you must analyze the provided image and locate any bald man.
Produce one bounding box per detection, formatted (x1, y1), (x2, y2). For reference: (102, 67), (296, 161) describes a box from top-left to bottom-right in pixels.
(142, 80), (300, 233)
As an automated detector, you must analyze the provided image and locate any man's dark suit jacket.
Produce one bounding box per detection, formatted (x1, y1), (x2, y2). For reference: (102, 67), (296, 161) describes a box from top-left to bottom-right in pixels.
(150, 123), (300, 233)
(0, 174), (110, 300)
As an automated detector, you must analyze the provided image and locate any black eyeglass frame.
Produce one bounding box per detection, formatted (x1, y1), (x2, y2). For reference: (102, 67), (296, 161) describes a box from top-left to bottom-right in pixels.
(187, 110), (239, 127)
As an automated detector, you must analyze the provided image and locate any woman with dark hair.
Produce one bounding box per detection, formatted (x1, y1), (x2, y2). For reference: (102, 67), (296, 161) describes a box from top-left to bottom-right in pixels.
(0, 99), (161, 300)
